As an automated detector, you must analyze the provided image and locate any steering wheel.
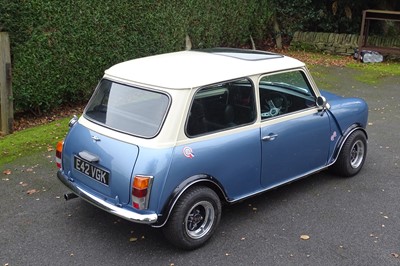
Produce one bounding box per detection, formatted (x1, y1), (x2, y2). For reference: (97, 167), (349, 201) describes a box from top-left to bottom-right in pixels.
(261, 92), (288, 118)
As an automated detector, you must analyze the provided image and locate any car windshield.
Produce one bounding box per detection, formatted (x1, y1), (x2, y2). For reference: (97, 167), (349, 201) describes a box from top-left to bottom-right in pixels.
(84, 79), (170, 138)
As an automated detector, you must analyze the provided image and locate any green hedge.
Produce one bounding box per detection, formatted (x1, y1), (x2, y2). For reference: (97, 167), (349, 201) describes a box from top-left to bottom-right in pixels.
(0, 0), (272, 114)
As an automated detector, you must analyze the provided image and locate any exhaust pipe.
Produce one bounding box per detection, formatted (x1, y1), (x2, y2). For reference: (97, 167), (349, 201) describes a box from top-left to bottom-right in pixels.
(64, 193), (78, 201)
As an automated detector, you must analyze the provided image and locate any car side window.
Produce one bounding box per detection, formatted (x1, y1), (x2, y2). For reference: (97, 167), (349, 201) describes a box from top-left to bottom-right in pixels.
(259, 70), (316, 119)
(187, 78), (256, 137)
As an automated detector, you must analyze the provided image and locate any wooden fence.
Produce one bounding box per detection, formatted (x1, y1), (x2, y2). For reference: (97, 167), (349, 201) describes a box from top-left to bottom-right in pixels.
(0, 32), (13, 135)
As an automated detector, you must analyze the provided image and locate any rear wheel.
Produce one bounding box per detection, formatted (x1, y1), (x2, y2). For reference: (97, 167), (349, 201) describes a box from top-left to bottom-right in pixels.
(332, 130), (367, 177)
(162, 186), (221, 250)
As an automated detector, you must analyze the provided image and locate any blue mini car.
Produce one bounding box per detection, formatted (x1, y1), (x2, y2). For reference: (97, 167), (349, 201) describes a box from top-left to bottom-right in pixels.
(56, 48), (368, 249)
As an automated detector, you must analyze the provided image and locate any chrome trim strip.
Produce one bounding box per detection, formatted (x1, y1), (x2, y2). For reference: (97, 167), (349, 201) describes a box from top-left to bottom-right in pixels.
(57, 170), (158, 224)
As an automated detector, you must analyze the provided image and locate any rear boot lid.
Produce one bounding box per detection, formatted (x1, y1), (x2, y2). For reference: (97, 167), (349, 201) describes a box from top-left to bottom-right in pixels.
(63, 123), (138, 204)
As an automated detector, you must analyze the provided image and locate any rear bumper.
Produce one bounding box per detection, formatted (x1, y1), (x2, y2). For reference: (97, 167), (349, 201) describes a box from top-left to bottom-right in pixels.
(57, 170), (158, 224)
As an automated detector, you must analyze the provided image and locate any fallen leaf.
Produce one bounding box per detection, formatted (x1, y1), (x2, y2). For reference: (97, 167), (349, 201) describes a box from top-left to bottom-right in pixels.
(129, 237), (138, 242)
(300, 235), (310, 240)
(391, 253), (399, 258)
(3, 169), (11, 175)
(47, 146), (54, 152)
(19, 182), (28, 187)
(26, 189), (39, 195)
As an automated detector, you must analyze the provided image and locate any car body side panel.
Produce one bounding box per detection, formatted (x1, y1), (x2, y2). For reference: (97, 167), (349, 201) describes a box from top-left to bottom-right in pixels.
(321, 90), (369, 132)
(325, 111), (343, 164)
(321, 90), (369, 163)
(260, 110), (331, 188)
(158, 128), (262, 211)
(130, 146), (174, 212)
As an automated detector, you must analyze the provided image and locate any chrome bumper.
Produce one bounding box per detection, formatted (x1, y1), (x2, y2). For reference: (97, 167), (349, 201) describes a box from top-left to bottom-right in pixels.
(57, 170), (158, 224)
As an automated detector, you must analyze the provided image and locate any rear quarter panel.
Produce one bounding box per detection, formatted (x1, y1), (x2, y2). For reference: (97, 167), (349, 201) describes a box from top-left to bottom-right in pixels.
(157, 128), (262, 214)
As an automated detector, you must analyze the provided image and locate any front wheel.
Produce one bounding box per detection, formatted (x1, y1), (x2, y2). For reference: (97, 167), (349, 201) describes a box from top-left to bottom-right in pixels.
(162, 186), (221, 250)
(332, 130), (367, 177)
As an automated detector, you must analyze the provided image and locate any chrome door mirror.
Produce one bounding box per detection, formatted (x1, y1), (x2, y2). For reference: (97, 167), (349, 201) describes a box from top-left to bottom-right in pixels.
(68, 115), (78, 128)
(316, 96), (329, 116)
(316, 96), (328, 109)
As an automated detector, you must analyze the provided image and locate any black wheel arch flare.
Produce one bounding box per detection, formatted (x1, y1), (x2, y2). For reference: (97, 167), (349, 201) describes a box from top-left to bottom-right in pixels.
(330, 124), (368, 165)
(152, 174), (228, 228)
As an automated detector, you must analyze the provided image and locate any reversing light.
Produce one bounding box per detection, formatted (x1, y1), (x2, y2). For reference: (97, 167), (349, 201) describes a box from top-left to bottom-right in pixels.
(56, 141), (64, 168)
(132, 175), (153, 210)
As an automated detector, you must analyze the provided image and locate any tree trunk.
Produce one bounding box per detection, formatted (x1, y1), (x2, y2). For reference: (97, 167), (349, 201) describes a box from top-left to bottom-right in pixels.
(273, 15), (282, 49)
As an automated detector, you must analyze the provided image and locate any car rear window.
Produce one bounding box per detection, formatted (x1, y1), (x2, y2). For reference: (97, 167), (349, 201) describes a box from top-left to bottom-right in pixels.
(84, 79), (170, 138)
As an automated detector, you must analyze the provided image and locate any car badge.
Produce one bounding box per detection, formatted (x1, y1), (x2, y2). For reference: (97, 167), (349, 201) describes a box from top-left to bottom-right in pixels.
(92, 136), (101, 142)
(183, 146), (194, 159)
(330, 131), (337, 141)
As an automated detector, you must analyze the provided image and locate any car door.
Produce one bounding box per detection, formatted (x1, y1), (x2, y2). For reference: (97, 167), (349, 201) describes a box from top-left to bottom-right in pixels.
(258, 70), (331, 188)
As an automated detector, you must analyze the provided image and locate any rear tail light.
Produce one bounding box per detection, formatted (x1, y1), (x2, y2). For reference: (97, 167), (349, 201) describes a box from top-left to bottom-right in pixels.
(56, 141), (64, 168)
(132, 175), (153, 210)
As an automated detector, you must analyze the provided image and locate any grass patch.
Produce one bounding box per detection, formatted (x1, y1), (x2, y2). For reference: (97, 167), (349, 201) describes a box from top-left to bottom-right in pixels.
(292, 51), (400, 86)
(0, 118), (70, 167)
(347, 61), (400, 85)
(308, 65), (333, 89)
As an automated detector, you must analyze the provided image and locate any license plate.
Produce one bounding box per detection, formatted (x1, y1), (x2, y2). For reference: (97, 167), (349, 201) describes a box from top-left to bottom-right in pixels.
(74, 156), (109, 186)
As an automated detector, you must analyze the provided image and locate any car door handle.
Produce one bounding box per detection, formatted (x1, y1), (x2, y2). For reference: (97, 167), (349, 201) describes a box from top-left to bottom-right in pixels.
(262, 133), (278, 141)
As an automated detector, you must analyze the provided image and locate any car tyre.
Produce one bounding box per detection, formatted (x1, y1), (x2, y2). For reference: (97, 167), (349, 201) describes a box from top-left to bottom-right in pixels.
(332, 130), (367, 177)
(162, 186), (221, 250)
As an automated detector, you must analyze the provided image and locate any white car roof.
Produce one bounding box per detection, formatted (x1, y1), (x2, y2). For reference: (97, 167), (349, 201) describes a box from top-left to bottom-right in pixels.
(104, 48), (305, 89)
